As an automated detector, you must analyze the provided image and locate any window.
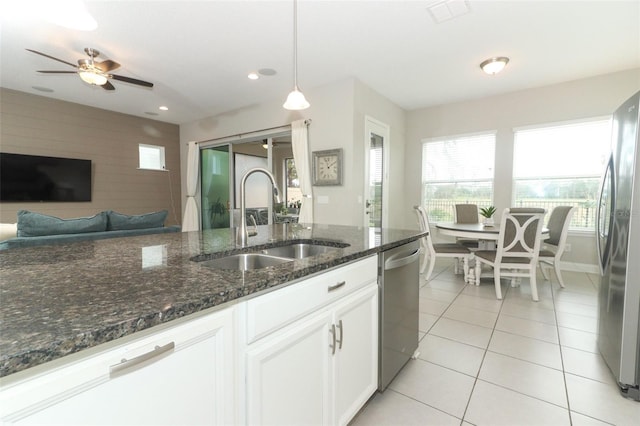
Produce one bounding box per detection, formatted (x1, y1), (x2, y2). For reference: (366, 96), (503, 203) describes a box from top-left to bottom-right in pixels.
(139, 144), (165, 170)
(421, 133), (495, 222)
(513, 118), (611, 230)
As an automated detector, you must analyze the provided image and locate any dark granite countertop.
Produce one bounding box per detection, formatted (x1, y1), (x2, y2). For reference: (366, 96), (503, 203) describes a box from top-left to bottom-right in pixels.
(0, 223), (423, 378)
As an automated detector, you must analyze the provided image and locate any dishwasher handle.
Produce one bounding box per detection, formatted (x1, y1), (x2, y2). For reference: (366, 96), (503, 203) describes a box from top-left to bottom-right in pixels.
(384, 248), (421, 271)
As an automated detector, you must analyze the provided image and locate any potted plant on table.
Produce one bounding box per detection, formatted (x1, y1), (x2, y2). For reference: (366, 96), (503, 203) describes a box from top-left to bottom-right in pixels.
(480, 206), (497, 226)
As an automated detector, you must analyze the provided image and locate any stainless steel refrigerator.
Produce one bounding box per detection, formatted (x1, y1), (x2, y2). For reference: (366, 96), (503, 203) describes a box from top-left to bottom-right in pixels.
(596, 90), (640, 401)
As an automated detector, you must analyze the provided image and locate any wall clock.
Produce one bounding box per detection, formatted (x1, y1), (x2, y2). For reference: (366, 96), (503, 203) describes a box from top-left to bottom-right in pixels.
(312, 149), (343, 186)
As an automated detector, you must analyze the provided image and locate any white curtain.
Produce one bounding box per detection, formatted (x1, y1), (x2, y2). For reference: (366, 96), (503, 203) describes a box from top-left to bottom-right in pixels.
(291, 120), (313, 223)
(182, 141), (200, 231)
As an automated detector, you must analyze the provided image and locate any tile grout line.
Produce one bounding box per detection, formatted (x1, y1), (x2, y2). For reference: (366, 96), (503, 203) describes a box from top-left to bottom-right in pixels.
(458, 275), (511, 423)
(550, 275), (575, 426)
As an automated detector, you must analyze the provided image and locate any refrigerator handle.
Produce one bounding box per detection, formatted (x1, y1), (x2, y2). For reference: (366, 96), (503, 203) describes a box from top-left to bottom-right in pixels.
(596, 154), (615, 275)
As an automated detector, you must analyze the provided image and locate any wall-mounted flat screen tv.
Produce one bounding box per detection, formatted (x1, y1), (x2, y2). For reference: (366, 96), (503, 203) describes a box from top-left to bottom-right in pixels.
(0, 153), (92, 202)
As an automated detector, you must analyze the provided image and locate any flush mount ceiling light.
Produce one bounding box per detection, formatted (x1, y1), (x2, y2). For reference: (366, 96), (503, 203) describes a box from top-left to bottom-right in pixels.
(283, 0), (310, 110)
(480, 57), (509, 75)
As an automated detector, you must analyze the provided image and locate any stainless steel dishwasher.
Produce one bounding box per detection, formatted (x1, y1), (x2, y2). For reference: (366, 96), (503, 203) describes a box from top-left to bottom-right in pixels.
(378, 239), (421, 391)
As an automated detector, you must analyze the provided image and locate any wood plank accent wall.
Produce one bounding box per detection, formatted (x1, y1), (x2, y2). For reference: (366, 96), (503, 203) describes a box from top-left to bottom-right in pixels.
(0, 88), (182, 226)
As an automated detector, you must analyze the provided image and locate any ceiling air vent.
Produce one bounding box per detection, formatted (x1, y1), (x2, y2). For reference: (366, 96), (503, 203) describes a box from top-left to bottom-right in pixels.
(427, 0), (471, 24)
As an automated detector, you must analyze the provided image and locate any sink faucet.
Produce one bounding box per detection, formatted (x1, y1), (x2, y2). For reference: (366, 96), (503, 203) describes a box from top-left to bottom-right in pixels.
(237, 167), (281, 246)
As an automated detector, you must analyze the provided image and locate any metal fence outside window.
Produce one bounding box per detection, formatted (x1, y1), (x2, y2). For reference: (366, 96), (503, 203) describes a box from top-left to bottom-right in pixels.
(422, 198), (596, 230)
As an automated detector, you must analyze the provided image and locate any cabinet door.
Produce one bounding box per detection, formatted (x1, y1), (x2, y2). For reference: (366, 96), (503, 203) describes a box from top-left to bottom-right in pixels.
(246, 310), (333, 426)
(333, 283), (379, 426)
(3, 307), (235, 426)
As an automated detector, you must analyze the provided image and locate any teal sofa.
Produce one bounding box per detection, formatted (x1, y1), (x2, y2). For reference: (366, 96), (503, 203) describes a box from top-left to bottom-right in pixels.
(0, 210), (180, 250)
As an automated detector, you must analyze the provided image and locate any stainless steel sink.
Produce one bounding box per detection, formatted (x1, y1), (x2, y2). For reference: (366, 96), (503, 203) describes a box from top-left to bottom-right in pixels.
(195, 242), (347, 271)
(260, 243), (339, 259)
(199, 253), (292, 271)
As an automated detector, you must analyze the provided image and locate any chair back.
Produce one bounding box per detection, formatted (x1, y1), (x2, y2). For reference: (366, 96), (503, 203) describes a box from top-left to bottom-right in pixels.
(496, 208), (546, 261)
(455, 204), (479, 224)
(546, 206), (574, 247)
(414, 205), (435, 254)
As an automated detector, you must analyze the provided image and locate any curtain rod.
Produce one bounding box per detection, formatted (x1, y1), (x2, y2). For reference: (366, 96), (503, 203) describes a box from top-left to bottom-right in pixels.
(187, 119), (312, 145)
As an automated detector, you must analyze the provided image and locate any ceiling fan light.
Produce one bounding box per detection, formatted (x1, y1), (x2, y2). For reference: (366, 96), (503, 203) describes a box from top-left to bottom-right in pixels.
(79, 71), (107, 86)
(283, 88), (310, 110)
(480, 57), (509, 75)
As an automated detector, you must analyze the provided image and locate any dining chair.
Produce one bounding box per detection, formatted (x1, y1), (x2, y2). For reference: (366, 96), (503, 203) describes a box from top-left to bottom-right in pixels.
(455, 204), (479, 224)
(454, 204), (480, 250)
(414, 205), (472, 282)
(538, 206), (575, 288)
(473, 207), (546, 301)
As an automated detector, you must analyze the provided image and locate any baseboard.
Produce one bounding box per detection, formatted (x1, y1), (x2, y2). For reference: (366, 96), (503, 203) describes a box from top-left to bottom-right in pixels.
(560, 261), (599, 274)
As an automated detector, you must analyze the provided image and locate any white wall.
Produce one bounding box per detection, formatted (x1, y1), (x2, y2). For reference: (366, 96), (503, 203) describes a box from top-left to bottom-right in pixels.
(404, 68), (640, 267)
(180, 77), (407, 227)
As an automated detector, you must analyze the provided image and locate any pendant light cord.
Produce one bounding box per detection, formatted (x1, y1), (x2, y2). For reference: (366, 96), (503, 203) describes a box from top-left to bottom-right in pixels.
(293, 0), (298, 90)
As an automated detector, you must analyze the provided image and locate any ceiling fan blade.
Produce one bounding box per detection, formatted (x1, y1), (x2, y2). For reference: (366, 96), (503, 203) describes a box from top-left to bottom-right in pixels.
(102, 81), (116, 91)
(110, 74), (154, 88)
(26, 49), (77, 68)
(37, 70), (78, 74)
(96, 60), (120, 72)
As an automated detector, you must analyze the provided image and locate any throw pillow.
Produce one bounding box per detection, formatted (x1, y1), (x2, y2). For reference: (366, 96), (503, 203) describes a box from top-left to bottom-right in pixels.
(107, 210), (168, 231)
(17, 210), (108, 237)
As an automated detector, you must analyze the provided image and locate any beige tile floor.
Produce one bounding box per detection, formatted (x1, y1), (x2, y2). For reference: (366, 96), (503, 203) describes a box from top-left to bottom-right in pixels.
(352, 260), (640, 425)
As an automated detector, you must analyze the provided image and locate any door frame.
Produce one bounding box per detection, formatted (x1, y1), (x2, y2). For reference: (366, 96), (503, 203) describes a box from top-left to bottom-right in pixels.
(363, 116), (390, 228)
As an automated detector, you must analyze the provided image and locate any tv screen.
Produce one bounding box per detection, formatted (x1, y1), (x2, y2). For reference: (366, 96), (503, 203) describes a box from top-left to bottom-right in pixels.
(0, 153), (92, 202)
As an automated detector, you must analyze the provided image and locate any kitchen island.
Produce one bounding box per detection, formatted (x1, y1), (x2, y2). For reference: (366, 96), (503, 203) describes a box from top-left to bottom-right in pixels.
(0, 223), (423, 425)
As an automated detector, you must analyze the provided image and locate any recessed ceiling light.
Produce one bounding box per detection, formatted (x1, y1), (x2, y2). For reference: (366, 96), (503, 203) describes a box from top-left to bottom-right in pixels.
(480, 57), (509, 75)
(248, 72), (259, 80)
(258, 68), (277, 76)
(159, 106), (169, 111)
(32, 86), (54, 93)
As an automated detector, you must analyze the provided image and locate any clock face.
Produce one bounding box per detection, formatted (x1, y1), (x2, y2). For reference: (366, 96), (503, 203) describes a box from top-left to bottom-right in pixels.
(313, 149), (342, 185)
(318, 155), (338, 180)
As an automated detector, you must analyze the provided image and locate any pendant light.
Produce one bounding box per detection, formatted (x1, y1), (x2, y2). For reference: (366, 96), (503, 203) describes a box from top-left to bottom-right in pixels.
(283, 0), (310, 110)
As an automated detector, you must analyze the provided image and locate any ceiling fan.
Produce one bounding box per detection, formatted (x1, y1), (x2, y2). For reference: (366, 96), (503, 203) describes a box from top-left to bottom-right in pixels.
(26, 47), (154, 91)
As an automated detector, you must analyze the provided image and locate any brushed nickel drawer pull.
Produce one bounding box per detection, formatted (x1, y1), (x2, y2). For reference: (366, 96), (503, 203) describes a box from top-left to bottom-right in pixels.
(109, 342), (175, 378)
(330, 324), (337, 355)
(327, 281), (346, 292)
(336, 319), (343, 350)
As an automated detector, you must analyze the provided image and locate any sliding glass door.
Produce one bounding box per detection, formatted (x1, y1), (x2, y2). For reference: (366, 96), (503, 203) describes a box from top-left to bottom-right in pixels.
(200, 132), (298, 230)
(201, 145), (230, 229)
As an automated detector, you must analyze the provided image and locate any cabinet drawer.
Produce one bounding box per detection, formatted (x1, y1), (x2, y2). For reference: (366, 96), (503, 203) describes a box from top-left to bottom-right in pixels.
(0, 305), (235, 425)
(246, 255), (377, 344)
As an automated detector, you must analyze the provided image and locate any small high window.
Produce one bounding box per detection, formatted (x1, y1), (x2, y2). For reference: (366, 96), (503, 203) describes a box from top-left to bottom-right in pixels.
(139, 144), (166, 170)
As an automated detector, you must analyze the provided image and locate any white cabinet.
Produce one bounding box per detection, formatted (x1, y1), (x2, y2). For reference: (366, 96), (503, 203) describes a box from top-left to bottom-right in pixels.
(0, 305), (236, 426)
(244, 256), (379, 426)
(333, 285), (379, 425)
(246, 309), (333, 425)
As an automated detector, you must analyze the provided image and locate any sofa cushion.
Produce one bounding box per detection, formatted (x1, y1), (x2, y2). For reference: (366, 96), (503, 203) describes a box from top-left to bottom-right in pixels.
(0, 225), (181, 250)
(17, 210), (108, 237)
(107, 210), (168, 231)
